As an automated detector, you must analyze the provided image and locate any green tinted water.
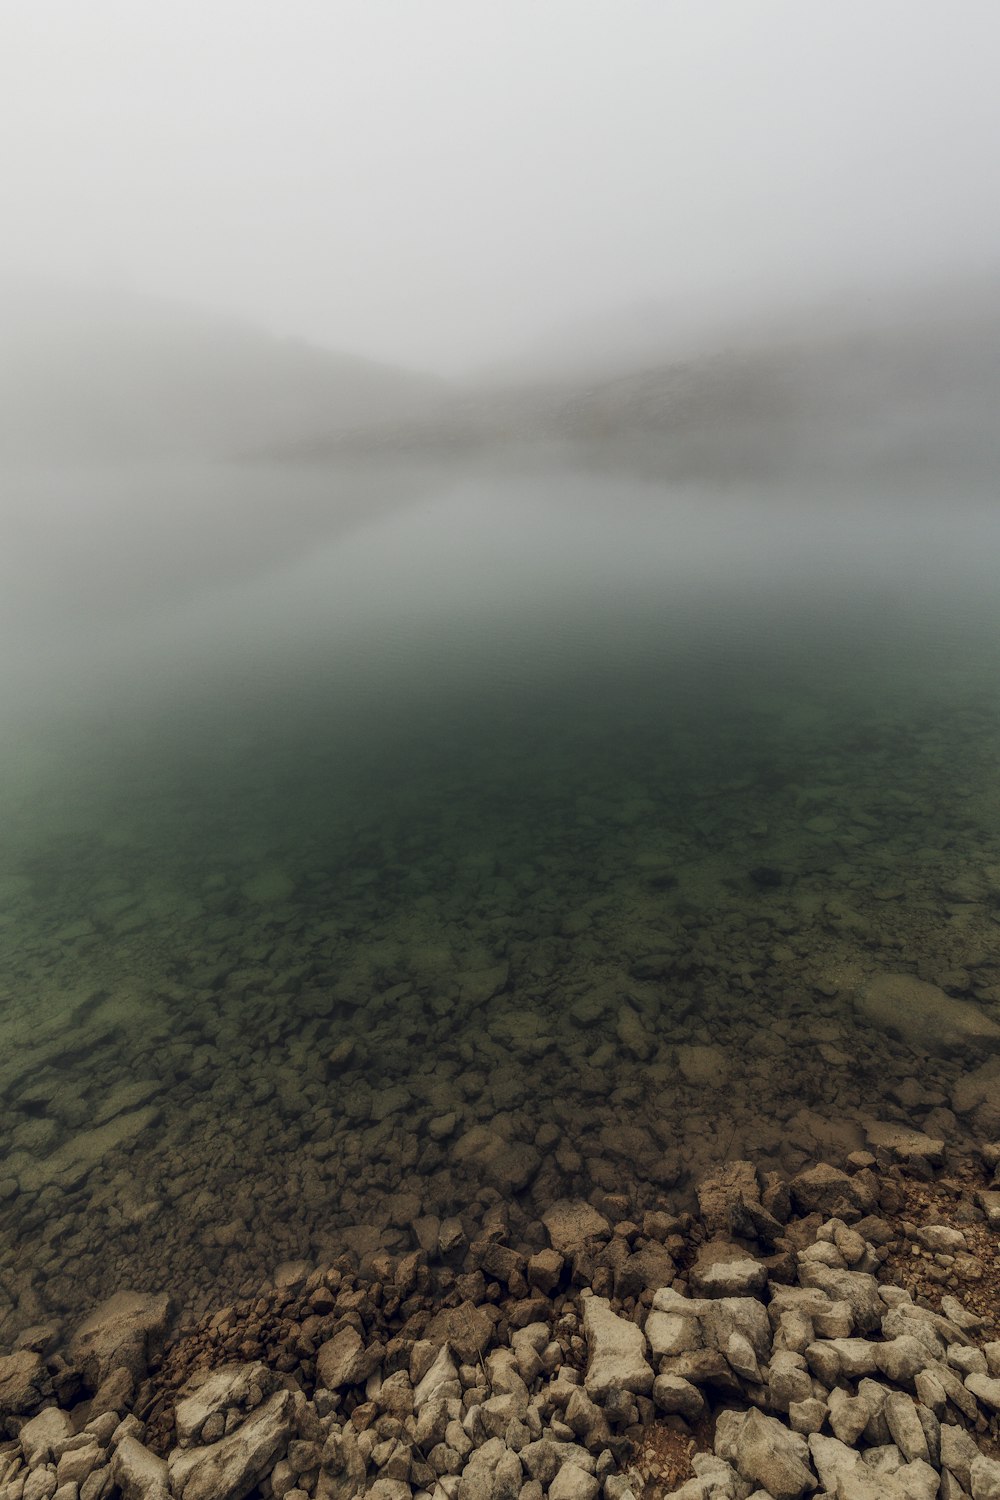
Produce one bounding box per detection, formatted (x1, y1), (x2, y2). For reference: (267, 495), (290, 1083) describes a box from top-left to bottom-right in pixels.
(1, 459), (999, 1333)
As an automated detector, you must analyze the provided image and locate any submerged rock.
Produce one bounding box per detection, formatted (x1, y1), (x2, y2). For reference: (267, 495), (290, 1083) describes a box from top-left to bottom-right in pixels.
(864, 1121), (945, 1166)
(8, 1105), (161, 1194)
(952, 1059), (1000, 1136)
(791, 1163), (877, 1221)
(542, 1201), (611, 1253)
(69, 1290), (173, 1391)
(856, 972), (1000, 1053)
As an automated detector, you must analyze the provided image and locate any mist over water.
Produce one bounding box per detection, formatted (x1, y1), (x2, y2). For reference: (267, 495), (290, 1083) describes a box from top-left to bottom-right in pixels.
(3, 455), (1000, 1329)
(4, 0), (1000, 1415)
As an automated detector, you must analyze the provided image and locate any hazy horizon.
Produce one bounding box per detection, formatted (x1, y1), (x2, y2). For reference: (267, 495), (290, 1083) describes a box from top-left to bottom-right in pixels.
(4, 1), (1000, 373)
(7, 6), (1000, 1456)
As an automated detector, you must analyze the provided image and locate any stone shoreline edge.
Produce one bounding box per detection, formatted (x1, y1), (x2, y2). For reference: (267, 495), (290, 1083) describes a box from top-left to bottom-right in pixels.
(4, 1128), (1000, 1500)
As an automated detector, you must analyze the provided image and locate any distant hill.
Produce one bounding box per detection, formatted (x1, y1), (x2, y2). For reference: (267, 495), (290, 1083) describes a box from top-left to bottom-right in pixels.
(543, 305), (1000, 483)
(308, 285), (1000, 486)
(5, 276), (999, 486)
(0, 278), (447, 463)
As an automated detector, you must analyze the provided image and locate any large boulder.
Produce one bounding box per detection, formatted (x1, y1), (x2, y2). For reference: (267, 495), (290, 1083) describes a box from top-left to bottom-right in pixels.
(582, 1296), (653, 1400)
(167, 1389), (294, 1500)
(175, 1361), (277, 1446)
(730, 1408), (815, 1499)
(0, 1350), (50, 1432)
(68, 1290), (173, 1390)
(856, 972), (1000, 1053)
(112, 1435), (170, 1500)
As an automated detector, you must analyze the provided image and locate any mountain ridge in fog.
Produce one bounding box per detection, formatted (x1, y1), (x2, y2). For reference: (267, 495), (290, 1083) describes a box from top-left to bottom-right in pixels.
(269, 279), (1000, 487)
(0, 276), (448, 463)
(471, 273), (1000, 387)
(371, 279), (1000, 485)
(3, 274), (1000, 486)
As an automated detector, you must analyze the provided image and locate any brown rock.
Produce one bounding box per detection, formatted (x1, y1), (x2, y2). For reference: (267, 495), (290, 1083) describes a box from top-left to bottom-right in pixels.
(168, 1389), (294, 1500)
(696, 1161), (759, 1236)
(69, 1291), (173, 1391)
(316, 1329), (383, 1389)
(614, 1242), (676, 1299)
(790, 1163), (876, 1222)
(864, 1121), (945, 1166)
(857, 972), (1000, 1053)
(541, 1201), (610, 1253)
(476, 1243), (527, 1287)
(423, 1301), (495, 1364)
(527, 1249), (564, 1294)
(661, 1348), (741, 1392)
(90, 1365), (135, 1418)
(113, 1435), (170, 1500)
(0, 1349), (50, 1429)
(689, 1241), (767, 1299)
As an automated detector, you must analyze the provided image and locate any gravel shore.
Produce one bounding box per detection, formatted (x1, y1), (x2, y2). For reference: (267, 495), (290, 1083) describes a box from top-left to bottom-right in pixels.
(5, 1135), (1000, 1500)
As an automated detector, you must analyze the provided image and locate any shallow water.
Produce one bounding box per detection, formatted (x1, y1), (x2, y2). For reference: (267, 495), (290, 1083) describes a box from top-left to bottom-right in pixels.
(2, 455), (1000, 1337)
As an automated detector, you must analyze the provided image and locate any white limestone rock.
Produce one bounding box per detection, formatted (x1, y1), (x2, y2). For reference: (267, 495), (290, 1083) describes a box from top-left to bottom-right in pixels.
(581, 1298), (653, 1401)
(167, 1390), (294, 1500)
(730, 1408), (814, 1500)
(112, 1436), (170, 1500)
(175, 1362), (276, 1447)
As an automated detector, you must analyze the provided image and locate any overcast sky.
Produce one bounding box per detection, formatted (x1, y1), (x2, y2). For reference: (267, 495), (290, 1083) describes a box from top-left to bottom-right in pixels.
(2, 1), (998, 372)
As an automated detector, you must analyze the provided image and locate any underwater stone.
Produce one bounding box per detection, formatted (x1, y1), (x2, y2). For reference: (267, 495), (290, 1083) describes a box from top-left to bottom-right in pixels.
(856, 973), (1000, 1054)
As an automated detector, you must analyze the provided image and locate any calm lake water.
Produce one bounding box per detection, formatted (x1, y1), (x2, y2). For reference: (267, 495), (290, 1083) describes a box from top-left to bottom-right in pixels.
(2, 454), (999, 1337)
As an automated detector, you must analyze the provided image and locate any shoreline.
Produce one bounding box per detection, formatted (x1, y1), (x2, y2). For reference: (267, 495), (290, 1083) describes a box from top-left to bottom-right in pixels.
(4, 1137), (1000, 1499)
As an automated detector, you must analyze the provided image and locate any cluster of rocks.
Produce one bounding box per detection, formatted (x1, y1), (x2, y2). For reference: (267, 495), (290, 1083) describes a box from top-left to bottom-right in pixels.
(5, 936), (1000, 1358)
(3, 640), (1000, 1354)
(4, 1141), (1000, 1500)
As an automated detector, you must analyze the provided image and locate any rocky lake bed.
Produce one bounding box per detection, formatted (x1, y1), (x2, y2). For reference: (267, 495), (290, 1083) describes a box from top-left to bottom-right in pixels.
(2, 476), (1000, 1498)
(4, 767), (1000, 1500)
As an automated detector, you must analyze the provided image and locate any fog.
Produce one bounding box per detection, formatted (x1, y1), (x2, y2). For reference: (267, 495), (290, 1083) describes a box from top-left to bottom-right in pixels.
(3, 1), (1000, 372)
(0, 8), (998, 982)
(5, 1), (1000, 477)
(8, 0), (1000, 1406)
(0, 5), (997, 651)
(2, 3), (1000, 732)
